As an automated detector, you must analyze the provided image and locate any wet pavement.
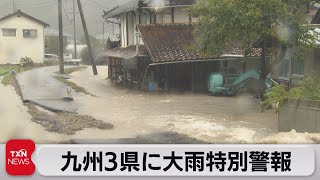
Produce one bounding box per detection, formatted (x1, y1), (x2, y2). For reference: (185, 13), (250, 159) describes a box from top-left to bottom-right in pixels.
(0, 77), (68, 143)
(16, 66), (78, 112)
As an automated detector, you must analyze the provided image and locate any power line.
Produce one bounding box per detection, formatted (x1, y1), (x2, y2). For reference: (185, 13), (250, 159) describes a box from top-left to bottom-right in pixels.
(62, 0), (72, 24)
(86, 0), (109, 9)
(15, 0), (56, 9)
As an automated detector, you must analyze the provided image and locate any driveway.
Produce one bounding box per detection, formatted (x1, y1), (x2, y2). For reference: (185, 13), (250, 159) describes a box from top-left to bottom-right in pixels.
(16, 66), (78, 112)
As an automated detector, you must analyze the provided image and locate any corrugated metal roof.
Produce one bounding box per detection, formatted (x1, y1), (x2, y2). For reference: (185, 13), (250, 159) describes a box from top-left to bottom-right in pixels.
(103, 0), (145, 19)
(103, 45), (149, 59)
(103, 0), (195, 19)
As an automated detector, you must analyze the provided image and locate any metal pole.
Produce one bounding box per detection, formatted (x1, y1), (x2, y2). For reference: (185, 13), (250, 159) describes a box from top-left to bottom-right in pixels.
(58, 0), (64, 74)
(73, 0), (77, 59)
(77, 0), (98, 75)
(103, 22), (105, 45)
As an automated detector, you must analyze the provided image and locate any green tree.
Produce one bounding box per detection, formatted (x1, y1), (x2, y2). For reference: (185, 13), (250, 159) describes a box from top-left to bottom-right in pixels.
(190, 0), (317, 78)
(45, 36), (68, 55)
(80, 35), (103, 49)
(79, 35), (104, 65)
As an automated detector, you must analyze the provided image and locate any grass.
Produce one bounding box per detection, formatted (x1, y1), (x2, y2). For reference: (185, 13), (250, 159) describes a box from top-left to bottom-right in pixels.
(64, 66), (87, 75)
(0, 65), (26, 85)
(53, 76), (93, 96)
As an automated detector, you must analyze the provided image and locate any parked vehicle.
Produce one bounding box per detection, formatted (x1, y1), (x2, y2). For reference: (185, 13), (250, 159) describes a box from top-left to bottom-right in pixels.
(44, 54), (59, 63)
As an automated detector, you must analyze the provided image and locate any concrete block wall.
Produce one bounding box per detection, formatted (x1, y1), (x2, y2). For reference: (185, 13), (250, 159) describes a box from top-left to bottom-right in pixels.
(279, 99), (320, 133)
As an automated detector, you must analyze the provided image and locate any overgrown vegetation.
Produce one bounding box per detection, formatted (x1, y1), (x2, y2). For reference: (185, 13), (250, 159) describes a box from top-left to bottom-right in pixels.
(53, 76), (93, 96)
(190, 0), (317, 77)
(45, 36), (68, 55)
(80, 35), (104, 65)
(262, 73), (320, 112)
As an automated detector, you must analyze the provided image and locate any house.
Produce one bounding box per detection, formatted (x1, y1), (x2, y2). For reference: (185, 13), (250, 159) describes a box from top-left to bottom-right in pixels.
(0, 10), (49, 64)
(270, 3), (320, 86)
(102, 0), (262, 92)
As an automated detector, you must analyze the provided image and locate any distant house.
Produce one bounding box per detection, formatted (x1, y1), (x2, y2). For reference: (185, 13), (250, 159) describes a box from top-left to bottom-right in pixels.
(270, 3), (320, 86)
(44, 28), (72, 43)
(0, 10), (49, 64)
(102, 0), (262, 92)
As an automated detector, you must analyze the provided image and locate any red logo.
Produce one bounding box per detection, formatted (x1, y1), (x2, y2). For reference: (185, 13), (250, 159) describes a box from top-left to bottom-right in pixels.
(6, 140), (36, 176)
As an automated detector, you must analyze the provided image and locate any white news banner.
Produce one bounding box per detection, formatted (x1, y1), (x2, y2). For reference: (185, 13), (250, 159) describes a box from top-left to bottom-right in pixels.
(35, 145), (315, 176)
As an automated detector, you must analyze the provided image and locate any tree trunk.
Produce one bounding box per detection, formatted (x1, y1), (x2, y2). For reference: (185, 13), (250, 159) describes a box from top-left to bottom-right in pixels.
(260, 38), (268, 79)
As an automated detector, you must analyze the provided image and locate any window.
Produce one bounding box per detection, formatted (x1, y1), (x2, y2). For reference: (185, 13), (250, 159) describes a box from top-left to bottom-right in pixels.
(291, 58), (304, 75)
(23, 29), (37, 38)
(2, 28), (16, 37)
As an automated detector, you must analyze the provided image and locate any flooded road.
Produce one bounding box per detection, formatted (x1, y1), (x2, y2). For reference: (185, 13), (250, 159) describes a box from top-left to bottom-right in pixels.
(69, 66), (320, 144)
(1, 66), (320, 144)
(0, 77), (68, 143)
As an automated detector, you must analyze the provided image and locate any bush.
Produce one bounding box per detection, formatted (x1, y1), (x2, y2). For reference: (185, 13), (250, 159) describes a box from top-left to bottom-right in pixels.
(262, 85), (302, 112)
(80, 47), (91, 65)
(20, 57), (34, 69)
(262, 73), (320, 112)
(299, 73), (320, 100)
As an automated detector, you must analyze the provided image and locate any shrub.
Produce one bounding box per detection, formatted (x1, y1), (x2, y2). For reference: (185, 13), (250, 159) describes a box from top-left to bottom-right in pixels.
(299, 73), (320, 100)
(20, 57), (34, 69)
(262, 73), (320, 112)
(80, 47), (90, 65)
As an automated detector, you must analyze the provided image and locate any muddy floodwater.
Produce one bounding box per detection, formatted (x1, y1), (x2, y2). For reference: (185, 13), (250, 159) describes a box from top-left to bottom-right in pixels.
(69, 66), (320, 144)
(1, 66), (320, 144)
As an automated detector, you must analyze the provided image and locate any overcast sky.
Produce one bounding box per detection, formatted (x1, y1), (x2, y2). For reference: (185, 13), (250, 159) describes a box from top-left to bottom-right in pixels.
(0, 0), (129, 38)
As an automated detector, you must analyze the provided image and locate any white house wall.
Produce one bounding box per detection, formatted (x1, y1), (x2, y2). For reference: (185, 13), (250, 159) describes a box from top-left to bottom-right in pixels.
(118, 6), (193, 47)
(127, 12), (135, 46)
(0, 15), (45, 64)
(121, 14), (128, 47)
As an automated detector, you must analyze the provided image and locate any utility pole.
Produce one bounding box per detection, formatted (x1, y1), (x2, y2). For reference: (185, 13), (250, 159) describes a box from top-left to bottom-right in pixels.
(58, 0), (64, 74)
(73, 0), (77, 59)
(77, 0), (98, 75)
(102, 22), (105, 45)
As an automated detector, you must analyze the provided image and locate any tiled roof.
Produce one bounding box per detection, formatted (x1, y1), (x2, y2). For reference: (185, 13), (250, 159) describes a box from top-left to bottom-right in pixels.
(138, 24), (262, 63)
(103, 0), (195, 19)
(103, 45), (149, 59)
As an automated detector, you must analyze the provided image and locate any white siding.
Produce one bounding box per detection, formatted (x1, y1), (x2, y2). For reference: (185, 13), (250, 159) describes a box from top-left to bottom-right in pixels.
(127, 12), (135, 46)
(120, 14), (128, 47)
(0, 15), (45, 64)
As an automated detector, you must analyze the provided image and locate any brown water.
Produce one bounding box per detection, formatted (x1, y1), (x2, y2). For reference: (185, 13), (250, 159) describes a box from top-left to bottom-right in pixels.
(69, 66), (320, 144)
(1, 67), (320, 144)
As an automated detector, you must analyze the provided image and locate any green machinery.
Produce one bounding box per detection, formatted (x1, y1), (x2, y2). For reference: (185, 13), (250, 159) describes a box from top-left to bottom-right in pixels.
(208, 69), (261, 96)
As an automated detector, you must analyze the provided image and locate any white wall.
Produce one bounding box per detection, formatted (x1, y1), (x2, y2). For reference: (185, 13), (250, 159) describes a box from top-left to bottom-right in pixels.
(119, 7), (194, 48)
(0, 15), (46, 64)
(127, 12), (135, 46)
(120, 14), (127, 47)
